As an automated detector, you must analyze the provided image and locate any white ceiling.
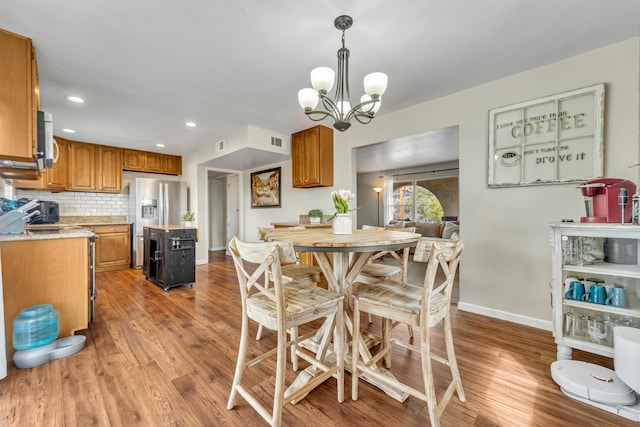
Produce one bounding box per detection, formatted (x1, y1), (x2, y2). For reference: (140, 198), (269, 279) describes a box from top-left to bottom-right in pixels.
(2, 1), (640, 172)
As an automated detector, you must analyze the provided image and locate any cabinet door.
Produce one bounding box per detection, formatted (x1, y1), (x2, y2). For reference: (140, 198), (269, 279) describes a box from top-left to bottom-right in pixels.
(292, 125), (333, 188)
(96, 145), (122, 192)
(69, 141), (96, 191)
(93, 224), (130, 272)
(46, 137), (69, 191)
(122, 149), (145, 171)
(0, 29), (37, 163)
(145, 152), (162, 173)
(292, 132), (306, 187)
(161, 154), (182, 175)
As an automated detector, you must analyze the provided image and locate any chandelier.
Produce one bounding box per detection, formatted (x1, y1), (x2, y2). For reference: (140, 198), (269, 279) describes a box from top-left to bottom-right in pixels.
(298, 15), (388, 132)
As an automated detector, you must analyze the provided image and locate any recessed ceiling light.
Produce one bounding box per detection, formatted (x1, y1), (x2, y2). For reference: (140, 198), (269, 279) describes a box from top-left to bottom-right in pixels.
(67, 96), (85, 103)
(62, 128), (76, 133)
(185, 122), (196, 127)
(156, 144), (165, 148)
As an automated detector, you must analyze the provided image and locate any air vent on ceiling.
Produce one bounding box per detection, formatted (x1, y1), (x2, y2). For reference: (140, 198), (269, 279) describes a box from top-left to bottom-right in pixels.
(270, 136), (283, 148)
(216, 139), (225, 152)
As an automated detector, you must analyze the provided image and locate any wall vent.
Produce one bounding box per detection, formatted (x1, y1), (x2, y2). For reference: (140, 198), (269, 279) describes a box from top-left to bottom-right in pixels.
(216, 139), (225, 152)
(270, 136), (283, 148)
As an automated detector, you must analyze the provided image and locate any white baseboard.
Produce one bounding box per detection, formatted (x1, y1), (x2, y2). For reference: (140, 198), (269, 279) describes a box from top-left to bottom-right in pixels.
(208, 246), (226, 251)
(457, 302), (552, 331)
(196, 259), (208, 265)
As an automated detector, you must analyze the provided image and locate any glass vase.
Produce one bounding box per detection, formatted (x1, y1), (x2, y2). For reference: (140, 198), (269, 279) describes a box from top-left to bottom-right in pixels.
(332, 213), (352, 234)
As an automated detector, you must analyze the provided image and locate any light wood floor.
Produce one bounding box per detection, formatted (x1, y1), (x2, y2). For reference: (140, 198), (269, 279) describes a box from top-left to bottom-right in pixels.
(0, 250), (632, 426)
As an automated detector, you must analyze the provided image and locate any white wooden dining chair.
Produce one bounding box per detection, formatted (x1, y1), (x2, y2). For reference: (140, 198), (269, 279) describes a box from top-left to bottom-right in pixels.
(256, 226), (325, 342)
(227, 237), (344, 427)
(351, 236), (465, 427)
(357, 225), (417, 337)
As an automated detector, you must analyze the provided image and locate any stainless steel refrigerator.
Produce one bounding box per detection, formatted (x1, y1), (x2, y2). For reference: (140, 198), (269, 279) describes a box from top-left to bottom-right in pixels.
(130, 177), (188, 267)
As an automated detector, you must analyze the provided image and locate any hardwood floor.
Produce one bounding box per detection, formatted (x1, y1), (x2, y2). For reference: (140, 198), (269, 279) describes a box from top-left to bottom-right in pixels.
(0, 250), (632, 426)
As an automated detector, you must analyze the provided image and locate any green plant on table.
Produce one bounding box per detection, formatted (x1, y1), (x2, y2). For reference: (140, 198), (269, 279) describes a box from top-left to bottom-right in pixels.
(308, 209), (323, 218)
(181, 211), (195, 222)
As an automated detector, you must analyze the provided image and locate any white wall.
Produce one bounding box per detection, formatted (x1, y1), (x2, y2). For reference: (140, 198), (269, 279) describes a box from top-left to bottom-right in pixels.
(183, 37), (640, 330)
(336, 38), (640, 328)
(208, 174), (226, 250)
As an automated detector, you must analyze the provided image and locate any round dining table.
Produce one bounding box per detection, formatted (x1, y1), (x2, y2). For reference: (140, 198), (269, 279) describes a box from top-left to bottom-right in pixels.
(266, 227), (421, 402)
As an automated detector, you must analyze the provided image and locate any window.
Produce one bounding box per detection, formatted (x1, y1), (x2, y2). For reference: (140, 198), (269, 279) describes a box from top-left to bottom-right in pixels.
(392, 183), (443, 222)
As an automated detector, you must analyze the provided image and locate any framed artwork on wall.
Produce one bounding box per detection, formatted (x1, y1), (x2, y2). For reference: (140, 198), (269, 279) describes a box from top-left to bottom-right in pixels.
(488, 83), (605, 188)
(251, 167), (281, 208)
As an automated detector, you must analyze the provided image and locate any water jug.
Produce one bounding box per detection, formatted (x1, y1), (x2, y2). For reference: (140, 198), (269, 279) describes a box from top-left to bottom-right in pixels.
(13, 304), (59, 350)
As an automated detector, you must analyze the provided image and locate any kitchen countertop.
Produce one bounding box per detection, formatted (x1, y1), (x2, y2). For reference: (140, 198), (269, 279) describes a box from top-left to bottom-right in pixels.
(0, 225), (95, 242)
(57, 215), (132, 225)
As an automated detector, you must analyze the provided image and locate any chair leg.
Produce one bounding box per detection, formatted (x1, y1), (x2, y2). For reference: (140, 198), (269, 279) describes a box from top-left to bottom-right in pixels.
(368, 313), (373, 324)
(290, 327), (298, 372)
(443, 314), (466, 402)
(335, 299), (345, 403)
(272, 324), (288, 427)
(227, 313), (250, 410)
(351, 299), (361, 401)
(420, 323), (439, 427)
(383, 318), (393, 369)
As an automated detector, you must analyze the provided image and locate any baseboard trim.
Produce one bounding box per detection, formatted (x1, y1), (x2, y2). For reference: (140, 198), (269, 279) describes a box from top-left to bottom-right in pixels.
(208, 246), (226, 251)
(196, 259), (208, 265)
(457, 302), (552, 331)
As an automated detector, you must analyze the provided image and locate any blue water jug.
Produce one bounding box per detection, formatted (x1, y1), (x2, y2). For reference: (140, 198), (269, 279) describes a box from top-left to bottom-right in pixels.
(13, 304), (59, 350)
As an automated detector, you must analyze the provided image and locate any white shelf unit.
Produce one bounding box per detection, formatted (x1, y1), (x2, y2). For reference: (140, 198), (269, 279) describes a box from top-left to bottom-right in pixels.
(550, 223), (640, 360)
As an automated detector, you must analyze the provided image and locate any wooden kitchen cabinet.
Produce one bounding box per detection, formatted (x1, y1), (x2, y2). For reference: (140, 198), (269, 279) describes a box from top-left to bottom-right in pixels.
(123, 148), (182, 175)
(292, 125), (333, 188)
(1, 237), (90, 359)
(69, 141), (96, 191)
(0, 29), (39, 164)
(96, 145), (122, 192)
(144, 152), (162, 173)
(122, 148), (145, 170)
(161, 154), (182, 175)
(91, 224), (130, 272)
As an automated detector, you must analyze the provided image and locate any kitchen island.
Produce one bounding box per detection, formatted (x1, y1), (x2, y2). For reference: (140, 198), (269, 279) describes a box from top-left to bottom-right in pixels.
(143, 225), (196, 291)
(0, 226), (96, 376)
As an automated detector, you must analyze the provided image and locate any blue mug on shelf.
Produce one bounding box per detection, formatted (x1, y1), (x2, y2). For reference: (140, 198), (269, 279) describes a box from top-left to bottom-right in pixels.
(584, 284), (607, 305)
(605, 287), (630, 308)
(565, 281), (586, 301)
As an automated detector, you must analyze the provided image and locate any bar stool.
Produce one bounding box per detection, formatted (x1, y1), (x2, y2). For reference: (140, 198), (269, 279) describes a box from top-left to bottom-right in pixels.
(351, 236), (465, 427)
(227, 237), (344, 427)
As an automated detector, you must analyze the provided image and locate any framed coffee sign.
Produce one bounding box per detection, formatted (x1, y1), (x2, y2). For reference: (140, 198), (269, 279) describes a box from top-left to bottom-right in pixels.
(488, 83), (604, 187)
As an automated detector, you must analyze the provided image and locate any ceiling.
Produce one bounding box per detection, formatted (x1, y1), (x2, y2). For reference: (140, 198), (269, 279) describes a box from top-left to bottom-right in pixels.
(2, 1), (640, 172)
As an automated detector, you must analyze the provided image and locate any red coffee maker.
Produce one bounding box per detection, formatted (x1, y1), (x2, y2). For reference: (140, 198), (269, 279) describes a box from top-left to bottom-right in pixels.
(579, 178), (636, 223)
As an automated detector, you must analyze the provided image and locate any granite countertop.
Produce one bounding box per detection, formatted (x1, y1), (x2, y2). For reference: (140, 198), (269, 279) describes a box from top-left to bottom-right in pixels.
(144, 225), (197, 230)
(0, 225), (95, 242)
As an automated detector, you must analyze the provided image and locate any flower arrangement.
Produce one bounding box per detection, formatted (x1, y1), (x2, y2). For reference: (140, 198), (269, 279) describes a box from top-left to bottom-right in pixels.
(329, 189), (357, 221)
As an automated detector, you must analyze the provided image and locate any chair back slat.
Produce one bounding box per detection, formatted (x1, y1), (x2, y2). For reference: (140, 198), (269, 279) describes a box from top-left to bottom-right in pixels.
(421, 238), (464, 324)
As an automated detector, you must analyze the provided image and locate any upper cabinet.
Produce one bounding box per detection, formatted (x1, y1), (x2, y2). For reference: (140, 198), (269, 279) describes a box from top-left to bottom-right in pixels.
(161, 154), (182, 175)
(69, 141), (96, 191)
(0, 29), (39, 163)
(96, 145), (122, 192)
(123, 148), (182, 175)
(292, 125), (334, 188)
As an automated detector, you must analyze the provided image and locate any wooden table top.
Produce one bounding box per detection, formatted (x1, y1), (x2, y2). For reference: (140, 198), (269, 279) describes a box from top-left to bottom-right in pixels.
(265, 228), (421, 253)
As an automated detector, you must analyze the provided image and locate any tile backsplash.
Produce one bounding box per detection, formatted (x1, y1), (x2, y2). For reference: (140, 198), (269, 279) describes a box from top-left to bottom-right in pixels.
(15, 189), (129, 217)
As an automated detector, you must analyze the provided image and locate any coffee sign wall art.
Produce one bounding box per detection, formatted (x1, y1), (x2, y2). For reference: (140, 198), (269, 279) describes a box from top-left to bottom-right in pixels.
(488, 83), (604, 187)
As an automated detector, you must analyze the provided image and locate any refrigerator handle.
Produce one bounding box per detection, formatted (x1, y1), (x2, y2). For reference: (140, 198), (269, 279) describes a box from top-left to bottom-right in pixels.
(164, 183), (169, 225)
(158, 183), (164, 226)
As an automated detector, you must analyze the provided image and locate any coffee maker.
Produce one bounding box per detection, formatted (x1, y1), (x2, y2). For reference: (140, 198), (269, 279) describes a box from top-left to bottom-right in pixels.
(579, 178), (636, 223)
